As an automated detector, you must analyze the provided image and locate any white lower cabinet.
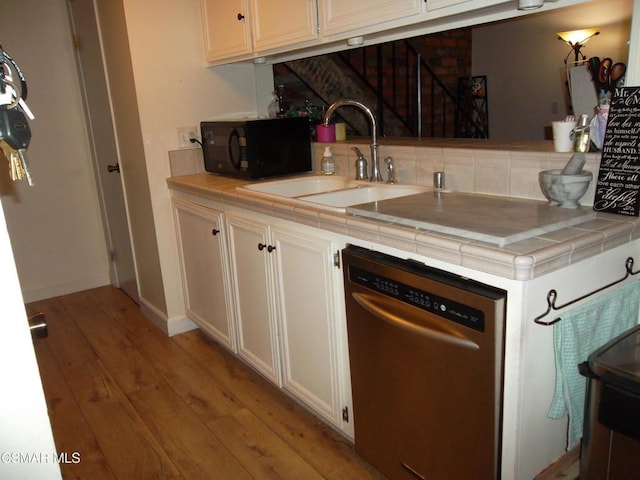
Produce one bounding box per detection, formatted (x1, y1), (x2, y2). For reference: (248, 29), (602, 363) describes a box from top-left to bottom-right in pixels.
(271, 224), (348, 431)
(226, 211), (353, 436)
(173, 196), (353, 437)
(226, 213), (282, 385)
(173, 198), (236, 351)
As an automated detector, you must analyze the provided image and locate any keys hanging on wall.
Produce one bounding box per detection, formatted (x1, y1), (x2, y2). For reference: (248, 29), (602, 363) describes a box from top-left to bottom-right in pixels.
(1, 141), (33, 185)
(0, 45), (32, 118)
(0, 45), (34, 186)
(0, 107), (33, 185)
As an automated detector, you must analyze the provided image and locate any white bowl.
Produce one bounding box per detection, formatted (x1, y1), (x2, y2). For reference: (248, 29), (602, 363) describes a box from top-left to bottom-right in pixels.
(539, 169), (592, 209)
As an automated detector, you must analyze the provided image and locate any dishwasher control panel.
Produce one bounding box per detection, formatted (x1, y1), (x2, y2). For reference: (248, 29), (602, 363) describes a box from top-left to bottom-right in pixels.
(348, 265), (485, 332)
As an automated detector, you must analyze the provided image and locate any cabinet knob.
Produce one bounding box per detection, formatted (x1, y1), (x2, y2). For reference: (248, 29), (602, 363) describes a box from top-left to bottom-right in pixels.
(211, 228), (220, 236)
(237, 13), (245, 21)
(258, 243), (276, 252)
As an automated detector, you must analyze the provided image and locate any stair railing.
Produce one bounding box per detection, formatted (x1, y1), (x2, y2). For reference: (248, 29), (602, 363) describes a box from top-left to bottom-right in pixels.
(338, 40), (482, 138)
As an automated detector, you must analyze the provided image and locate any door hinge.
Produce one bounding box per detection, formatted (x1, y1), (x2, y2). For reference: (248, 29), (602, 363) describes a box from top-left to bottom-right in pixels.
(73, 34), (81, 51)
(342, 406), (349, 422)
(333, 250), (341, 268)
(109, 249), (117, 262)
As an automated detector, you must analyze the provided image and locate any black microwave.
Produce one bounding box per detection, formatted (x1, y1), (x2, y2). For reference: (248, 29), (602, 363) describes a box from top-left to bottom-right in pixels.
(200, 117), (312, 179)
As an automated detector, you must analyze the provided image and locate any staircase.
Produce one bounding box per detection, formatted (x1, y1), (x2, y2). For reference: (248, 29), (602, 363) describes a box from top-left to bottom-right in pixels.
(274, 35), (488, 139)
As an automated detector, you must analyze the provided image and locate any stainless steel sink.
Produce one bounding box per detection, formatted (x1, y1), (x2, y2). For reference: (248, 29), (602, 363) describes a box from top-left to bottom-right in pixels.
(236, 174), (428, 212)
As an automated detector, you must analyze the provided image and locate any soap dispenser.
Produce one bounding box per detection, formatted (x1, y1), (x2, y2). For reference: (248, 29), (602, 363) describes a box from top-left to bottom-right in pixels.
(321, 146), (335, 175)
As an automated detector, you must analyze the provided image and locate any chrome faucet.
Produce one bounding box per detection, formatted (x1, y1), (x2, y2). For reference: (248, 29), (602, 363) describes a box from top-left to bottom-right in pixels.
(322, 99), (382, 182)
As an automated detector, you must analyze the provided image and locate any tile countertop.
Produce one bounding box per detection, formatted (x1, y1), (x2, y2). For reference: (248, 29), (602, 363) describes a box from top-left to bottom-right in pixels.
(166, 173), (640, 281)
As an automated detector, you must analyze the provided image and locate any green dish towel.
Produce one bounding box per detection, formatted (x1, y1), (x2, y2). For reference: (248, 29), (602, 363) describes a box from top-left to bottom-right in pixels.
(548, 280), (640, 449)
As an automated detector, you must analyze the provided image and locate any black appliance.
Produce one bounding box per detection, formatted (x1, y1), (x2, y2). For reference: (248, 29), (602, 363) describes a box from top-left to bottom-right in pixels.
(581, 324), (640, 479)
(200, 116), (312, 179)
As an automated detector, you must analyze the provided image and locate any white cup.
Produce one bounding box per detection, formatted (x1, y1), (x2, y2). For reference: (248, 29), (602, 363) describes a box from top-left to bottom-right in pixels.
(552, 121), (576, 152)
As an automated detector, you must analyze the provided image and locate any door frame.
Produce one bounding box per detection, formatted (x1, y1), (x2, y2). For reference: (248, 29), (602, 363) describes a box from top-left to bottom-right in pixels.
(67, 0), (139, 302)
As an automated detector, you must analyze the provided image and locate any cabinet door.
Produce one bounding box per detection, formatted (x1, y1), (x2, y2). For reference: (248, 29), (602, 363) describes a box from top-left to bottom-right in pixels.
(320, 0), (423, 37)
(226, 214), (281, 385)
(426, 0), (472, 10)
(200, 0), (252, 63)
(271, 226), (345, 428)
(173, 199), (235, 351)
(251, 0), (318, 52)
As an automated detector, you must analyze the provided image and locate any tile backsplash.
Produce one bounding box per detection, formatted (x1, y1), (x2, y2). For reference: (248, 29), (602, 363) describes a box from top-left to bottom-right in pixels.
(312, 142), (601, 206)
(168, 141), (601, 206)
(168, 148), (205, 177)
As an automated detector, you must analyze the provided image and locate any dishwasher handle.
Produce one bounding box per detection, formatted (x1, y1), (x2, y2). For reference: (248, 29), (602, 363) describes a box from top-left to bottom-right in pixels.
(352, 292), (479, 350)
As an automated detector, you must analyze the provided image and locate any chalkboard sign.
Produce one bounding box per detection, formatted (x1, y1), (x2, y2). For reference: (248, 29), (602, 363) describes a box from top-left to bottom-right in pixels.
(593, 86), (640, 216)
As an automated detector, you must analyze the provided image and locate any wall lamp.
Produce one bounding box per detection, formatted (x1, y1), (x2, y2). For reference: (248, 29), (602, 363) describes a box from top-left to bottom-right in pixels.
(557, 28), (600, 63)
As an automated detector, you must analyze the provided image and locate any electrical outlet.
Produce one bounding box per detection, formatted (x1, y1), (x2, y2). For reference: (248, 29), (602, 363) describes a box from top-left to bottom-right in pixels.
(178, 126), (199, 148)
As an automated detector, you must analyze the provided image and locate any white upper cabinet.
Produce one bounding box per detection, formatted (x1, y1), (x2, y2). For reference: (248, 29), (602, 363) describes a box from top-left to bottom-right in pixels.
(251, 0), (318, 53)
(200, 0), (593, 65)
(426, 0), (511, 12)
(200, 0), (319, 64)
(200, 0), (253, 63)
(319, 0), (424, 37)
(427, 0), (472, 10)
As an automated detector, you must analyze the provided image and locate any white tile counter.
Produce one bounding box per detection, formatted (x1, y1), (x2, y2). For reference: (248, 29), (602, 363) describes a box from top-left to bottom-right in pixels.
(166, 173), (640, 281)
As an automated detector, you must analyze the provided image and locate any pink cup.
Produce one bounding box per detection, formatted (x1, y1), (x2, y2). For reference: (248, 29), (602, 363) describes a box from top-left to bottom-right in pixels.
(316, 124), (336, 142)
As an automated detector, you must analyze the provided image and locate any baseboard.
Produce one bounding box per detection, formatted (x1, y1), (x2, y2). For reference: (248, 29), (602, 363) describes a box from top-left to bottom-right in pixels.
(21, 273), (111, 303)
(138, 297), (197, 337)
(167, 315), (198, 337)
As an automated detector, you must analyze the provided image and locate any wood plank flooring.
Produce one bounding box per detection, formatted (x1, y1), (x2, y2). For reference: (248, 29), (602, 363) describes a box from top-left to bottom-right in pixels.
(28, 286), (385, 480)
(29, 286), (582, 479)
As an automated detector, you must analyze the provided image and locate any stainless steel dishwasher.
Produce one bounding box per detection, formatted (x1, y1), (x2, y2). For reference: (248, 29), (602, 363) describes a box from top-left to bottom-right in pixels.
(342, 245), (507, 480)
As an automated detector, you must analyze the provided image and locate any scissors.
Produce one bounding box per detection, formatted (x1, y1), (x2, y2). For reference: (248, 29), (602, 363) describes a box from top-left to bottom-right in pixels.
(597, 58), (626, 93)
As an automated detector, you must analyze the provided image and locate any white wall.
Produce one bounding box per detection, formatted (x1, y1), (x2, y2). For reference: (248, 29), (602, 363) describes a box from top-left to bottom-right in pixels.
(119, 0), (262, 325)
(472, 0), (632, 140)
(0, 0), (110, 302)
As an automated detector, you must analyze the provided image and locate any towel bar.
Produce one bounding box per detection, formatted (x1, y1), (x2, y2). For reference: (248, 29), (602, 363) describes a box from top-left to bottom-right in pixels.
(534, 257), (639, 326)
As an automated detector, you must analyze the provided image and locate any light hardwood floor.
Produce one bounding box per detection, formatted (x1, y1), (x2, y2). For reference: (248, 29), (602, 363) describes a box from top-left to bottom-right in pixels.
(28, 286), (386, 480)
(29, 286), (581, 480)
